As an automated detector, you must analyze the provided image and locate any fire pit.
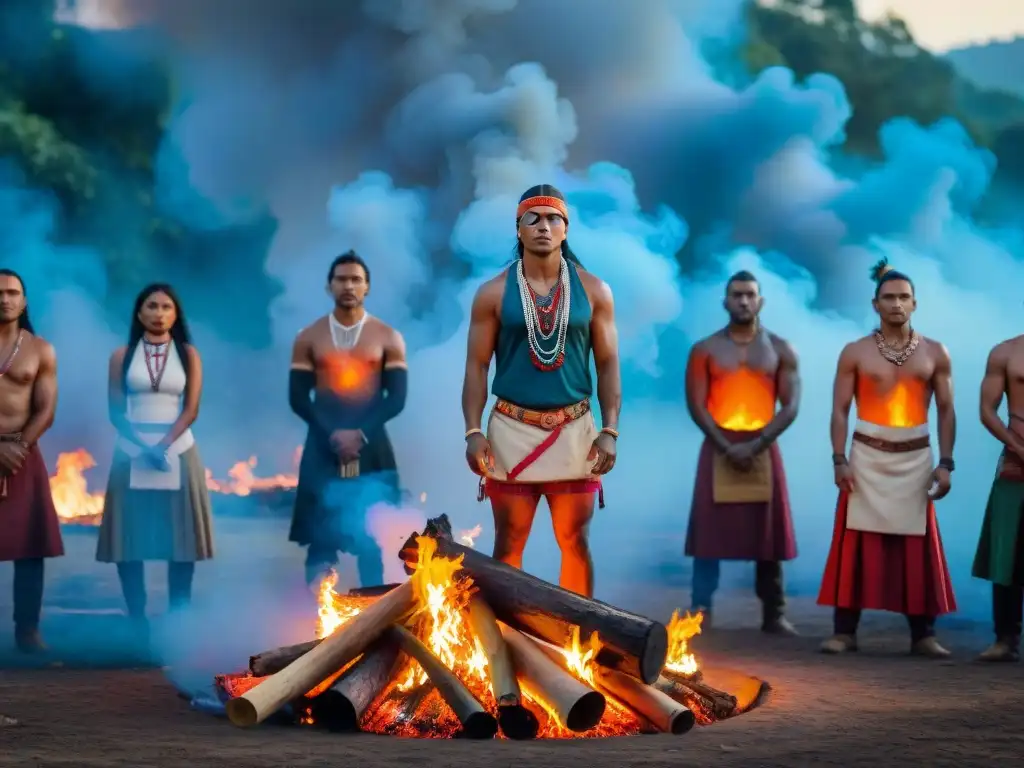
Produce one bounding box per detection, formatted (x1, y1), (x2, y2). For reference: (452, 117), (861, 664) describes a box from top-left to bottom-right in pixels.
(203, 514), (770, 739)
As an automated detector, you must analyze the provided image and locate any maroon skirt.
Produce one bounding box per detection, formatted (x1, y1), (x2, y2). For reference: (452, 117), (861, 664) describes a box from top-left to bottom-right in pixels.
(0, 445), (64, 561)
(816, 490), (956, 617)
(684, 433), (797, 562)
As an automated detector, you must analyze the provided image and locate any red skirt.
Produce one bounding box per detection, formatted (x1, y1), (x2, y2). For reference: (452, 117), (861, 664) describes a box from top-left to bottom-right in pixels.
(0, 445), (64, 561)
(816, 490), (956, 616)
(684, 435), (797, 562)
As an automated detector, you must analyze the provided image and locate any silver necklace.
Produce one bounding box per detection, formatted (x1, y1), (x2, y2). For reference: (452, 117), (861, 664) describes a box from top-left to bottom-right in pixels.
(517, 258), (571, 366)
(329, 313), (368, 350)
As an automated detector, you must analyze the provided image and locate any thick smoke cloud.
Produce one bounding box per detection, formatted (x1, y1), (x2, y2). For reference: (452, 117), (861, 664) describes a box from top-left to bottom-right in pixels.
(22, 0), (1024, 632)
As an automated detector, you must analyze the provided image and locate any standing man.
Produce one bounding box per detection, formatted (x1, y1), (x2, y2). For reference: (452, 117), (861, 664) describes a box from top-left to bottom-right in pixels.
(818, 259), (956, 658)
(973, 336), (1024, 662)
(683, 271), (800, 635)
(0, 269), (63, 652)
(462, 184), (620, 598)
(288, 251), (408, 589)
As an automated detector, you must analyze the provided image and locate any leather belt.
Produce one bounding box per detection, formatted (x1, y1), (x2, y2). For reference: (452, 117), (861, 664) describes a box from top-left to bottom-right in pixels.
(852, 431), (929, 453)
(494, 399), (590, 431)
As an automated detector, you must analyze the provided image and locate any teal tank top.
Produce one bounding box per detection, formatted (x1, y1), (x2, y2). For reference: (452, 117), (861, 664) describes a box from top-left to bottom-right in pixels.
(491, 259), (593, 410)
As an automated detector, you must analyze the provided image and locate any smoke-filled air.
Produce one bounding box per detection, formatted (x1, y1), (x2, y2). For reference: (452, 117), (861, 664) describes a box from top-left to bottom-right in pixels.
(6, 0), (1024, 678)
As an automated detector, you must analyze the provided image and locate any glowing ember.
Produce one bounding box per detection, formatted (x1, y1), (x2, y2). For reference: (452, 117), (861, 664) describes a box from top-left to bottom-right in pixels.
(707, 367), (776, 431)
(49, 449), (104, 525)
(664, 610), (703, 677)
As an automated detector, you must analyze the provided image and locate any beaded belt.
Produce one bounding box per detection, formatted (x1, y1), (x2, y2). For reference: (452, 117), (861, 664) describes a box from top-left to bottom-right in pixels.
(852, 431), (930, 453)
(494, 399), (590, 431)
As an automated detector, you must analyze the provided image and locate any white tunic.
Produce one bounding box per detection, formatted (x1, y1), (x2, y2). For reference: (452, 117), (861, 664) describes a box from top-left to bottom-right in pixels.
(118, 341), (194, 491)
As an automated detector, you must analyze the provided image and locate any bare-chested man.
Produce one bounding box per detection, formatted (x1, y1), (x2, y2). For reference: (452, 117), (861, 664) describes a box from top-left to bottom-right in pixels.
(973, 336), (1024, 662)
(0, 269), (63, 652)
(288, 251), (408, 588)
(463, 184), (620, 598)
(684, 271), (799, 634)
(818, 259), (956, 658)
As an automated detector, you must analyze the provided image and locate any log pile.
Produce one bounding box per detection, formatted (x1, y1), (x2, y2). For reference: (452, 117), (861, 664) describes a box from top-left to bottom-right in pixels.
(210, 514), (769, 739)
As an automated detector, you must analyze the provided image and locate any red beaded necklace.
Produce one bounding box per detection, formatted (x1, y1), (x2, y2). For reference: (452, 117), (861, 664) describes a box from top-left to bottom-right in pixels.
(143, 339), (170, 392)
(525, 281), (565, 371)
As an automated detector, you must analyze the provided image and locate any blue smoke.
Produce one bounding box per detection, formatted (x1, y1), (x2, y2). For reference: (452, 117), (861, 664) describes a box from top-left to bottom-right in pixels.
(6, 0), (1021, 648)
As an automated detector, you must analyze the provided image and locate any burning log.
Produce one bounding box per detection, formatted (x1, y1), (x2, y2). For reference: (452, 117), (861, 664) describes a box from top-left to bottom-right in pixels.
(249, 640), (320, 677)
(308, 636), (402, 731)
(593, 668), (695, 735)
(655, 672), (737, 721)
(499, 623), (606, 733)
(465, 595), (539, 740)
(348, 583), (401, 598)
(401, 515), (668, 684)
(385, 625), (498, 740)
(226, 579), (416, 727)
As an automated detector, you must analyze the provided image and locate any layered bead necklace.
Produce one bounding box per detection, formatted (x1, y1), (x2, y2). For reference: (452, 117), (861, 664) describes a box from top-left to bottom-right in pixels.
(143, 338), (170, 392)
(517, 257), (571, 372)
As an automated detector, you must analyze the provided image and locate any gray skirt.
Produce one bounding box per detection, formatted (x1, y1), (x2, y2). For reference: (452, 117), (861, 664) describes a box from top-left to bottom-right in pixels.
(96, 444), (215, 563)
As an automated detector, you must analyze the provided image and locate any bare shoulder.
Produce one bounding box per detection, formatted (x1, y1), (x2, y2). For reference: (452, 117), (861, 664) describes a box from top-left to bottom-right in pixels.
(919, 335), (951, 363)
(765, 330), (797, 362)
(576, 267), (612, 303)
(110, 344), (129, 366)
(368, 316), (405, 347)
(294, 316), (328, 343)
(839, 335), (873, 364)
(473, 271), (507, 310)
(689, 331), (723, 358)
(184, 343), (202, 364)
(26, 332), (54, 358)
(988, 335), (1024, 361)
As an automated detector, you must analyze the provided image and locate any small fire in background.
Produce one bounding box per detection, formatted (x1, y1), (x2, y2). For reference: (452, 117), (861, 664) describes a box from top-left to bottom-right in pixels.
(48, 449), (105, 526)
(50, 447), (303, 526)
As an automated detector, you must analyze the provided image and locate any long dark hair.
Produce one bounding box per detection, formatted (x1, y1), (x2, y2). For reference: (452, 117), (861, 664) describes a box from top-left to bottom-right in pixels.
(0, 268), (35, 333)
(122, 283), (193, 398)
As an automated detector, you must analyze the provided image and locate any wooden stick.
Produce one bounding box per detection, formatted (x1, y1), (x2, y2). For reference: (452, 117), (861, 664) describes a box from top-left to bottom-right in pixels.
(226, 579), (415, 727)
(593, 667), (695, 735)
(308, 636), (401, 731)
(655, 673), (737, 721)
(347, 583), (401, 598)
(385, 624), (498, 740)
(499, 622), (606, 733)
(249, 640), (320, 677)
(400, 515), (668, 684)
(465, 595), (539, 740)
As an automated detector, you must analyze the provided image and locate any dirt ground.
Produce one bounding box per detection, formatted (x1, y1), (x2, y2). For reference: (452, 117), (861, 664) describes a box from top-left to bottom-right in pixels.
(2, 521), (1023, 767)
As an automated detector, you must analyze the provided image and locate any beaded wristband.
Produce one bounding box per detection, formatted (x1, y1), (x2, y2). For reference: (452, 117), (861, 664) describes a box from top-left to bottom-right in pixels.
(600, 427), (619, 439)
(465, 428), (484, 440)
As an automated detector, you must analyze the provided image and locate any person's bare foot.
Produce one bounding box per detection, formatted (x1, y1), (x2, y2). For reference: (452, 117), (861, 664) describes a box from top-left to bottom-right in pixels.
(819, 633), (858, 654)
(977, 640), (1020, 662)
(14, 627), (47, 654)
(911, 636), (951, 659)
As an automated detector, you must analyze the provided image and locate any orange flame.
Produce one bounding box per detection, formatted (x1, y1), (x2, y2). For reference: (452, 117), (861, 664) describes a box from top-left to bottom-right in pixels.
(48, 449), (104, 525)
(857, 378), (928, 428)
(707, 367), (776, 431)
(664, 609), (702, 676)
(50, 447), (303, 526)
(322, 351), (376, 397)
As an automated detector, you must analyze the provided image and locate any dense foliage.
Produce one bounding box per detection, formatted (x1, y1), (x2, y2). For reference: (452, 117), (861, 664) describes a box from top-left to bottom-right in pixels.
(0, 0), (1021, 319)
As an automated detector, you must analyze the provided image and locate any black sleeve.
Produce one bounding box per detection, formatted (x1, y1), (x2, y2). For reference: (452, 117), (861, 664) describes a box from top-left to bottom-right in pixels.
(360, 367), (408, 438)
(289, 369), (330, 442)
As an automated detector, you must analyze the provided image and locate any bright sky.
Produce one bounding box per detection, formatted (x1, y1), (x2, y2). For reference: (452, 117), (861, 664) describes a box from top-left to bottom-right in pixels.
(857, 0), (1024, 51)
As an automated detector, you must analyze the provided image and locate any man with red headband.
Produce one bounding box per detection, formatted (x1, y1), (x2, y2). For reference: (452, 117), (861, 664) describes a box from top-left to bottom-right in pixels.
(462, 184), (621, 598)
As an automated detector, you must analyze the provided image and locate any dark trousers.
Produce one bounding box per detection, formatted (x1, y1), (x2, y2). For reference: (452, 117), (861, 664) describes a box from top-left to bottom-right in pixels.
(116, 561), (195, 618)
(993, 583), (1023, 642)
(691, 558), (785, 623)
(833, 607), (935, 644)
(12, 558), (44, 631)
(306, 535), (384, 588)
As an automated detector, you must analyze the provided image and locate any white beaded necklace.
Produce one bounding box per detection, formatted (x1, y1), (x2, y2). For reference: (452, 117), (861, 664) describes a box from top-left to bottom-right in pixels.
(517, 257), (571, 367)
(330, 312), (368, 350)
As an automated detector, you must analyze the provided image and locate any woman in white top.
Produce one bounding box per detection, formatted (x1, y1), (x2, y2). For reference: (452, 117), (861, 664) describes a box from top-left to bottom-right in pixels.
(96, 284), (214, 627)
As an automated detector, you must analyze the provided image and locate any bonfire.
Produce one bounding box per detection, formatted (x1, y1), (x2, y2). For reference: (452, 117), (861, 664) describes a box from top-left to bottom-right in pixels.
(210, 514), (767, 740)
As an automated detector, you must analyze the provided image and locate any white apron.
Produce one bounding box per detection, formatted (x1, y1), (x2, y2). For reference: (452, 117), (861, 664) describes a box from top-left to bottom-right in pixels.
(119, 342), (194, 491)
(846, 419), (932, 537)
(485, 408), (599, 483)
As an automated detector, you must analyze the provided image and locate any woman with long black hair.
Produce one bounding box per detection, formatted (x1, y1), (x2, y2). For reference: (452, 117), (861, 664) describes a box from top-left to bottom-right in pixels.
(96, 284), (214, 629)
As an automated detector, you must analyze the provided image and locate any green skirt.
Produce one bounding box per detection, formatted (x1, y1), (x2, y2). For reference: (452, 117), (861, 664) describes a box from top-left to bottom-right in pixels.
(972, 476), (1024, 587)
